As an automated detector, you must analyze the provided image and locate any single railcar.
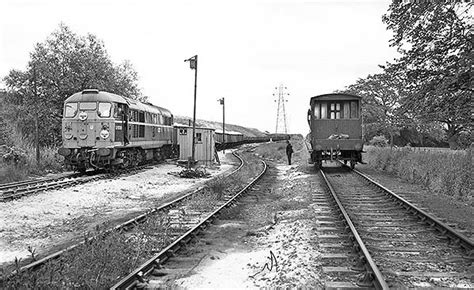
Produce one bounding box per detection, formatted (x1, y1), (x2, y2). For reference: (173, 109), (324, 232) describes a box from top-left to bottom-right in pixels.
(307, 93), (364, 168)
(58, 89), (178, 172)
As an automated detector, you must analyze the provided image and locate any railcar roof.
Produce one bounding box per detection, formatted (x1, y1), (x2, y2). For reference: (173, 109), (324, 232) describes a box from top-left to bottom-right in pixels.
(65, 90), (172, 117)
(310, 93), (361, 104)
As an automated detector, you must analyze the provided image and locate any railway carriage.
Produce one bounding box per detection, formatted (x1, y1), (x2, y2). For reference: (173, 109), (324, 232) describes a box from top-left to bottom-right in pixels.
(58, 89), (178, 172)
(307, 93), (364, 168)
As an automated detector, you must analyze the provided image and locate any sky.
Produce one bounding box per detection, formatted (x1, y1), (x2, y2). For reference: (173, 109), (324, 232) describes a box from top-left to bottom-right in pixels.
(0, 0), (399, 135)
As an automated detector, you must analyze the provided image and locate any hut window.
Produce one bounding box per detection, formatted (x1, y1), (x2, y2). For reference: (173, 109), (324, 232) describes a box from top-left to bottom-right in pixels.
(179, 128), (187, 135)
(196, 133), (202, 143)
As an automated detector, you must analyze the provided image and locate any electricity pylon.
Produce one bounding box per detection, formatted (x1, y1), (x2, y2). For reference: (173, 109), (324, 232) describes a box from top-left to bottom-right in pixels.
(273, 84), (289, 134)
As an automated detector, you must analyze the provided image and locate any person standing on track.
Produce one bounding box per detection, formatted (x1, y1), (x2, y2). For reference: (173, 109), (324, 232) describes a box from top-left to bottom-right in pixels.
(286, 140), (293, 165)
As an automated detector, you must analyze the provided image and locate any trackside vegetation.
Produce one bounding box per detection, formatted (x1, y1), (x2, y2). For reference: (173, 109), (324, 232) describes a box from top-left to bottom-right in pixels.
(365, 146), (472, 202)
(0, 150), (263, 288)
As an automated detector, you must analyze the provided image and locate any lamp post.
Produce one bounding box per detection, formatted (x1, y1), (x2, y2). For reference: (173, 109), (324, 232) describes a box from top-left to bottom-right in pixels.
(218, 98), (225, 152)
(184, 55), (198, 165)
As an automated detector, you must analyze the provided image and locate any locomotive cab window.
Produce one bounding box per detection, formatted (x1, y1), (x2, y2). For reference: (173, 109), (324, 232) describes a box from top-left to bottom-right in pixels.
(64, 103), (78, 117)
(97, 102), (112, 118)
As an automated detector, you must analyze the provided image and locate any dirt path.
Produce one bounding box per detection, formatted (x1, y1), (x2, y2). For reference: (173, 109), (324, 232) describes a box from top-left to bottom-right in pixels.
(145, 137), (473, 288)
(0, 152), (236, 268)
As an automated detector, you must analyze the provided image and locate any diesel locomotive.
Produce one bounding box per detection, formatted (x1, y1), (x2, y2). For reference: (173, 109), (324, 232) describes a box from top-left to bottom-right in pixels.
(307, 93), (364, 169)
(58, 89), (178, 172)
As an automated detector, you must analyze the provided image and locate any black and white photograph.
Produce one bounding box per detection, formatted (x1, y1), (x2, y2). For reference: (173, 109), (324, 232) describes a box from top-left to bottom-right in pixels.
(0, 0), (472, 288)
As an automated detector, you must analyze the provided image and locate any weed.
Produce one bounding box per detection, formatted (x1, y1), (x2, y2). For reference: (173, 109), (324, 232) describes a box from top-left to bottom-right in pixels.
(366, 146), (472, 201)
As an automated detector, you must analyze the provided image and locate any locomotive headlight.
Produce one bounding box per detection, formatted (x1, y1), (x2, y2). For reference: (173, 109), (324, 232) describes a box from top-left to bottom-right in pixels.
(100, 129), (110, 139)
(79, 111), (88, 121)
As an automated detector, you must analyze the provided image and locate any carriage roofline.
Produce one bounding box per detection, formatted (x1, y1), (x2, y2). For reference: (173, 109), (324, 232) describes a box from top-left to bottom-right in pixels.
(65, 89), (172, 117)
(310, 93), (361, 104)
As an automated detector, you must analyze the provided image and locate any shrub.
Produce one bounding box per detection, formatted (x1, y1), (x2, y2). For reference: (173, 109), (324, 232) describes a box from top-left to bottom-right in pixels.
(0, 144), (64, 183)
(369, 135), (388, 147)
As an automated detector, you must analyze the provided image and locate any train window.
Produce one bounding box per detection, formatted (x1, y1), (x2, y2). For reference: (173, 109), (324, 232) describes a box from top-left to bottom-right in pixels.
(79, 102), (97, 110)
(98, 102), (112, 118)
(350, 101), (359, 118)
(64, 103), (78, 117)
(320, 102), (327, 119)
(139, 125), (145, 137)
(313, 103), (320, 119)
(159, 115), (164, 125)
(152, 114), (157, 124)
(138, 111), (145, 123)
(330, 103), (341, 119)
(343, 102), (350, 118)
(133, 124), (139, 138)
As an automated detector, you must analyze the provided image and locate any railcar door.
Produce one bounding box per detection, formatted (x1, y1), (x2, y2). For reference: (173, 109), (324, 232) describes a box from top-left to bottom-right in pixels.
(115, 103), (129, 146)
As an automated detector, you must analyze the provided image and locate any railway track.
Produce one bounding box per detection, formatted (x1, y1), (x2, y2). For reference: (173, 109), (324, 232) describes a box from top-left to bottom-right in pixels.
(2, 150), (266, 288)
(0, 164), (159, 202)
(110, 151), (267, 289)
(315, 164), (473, 288)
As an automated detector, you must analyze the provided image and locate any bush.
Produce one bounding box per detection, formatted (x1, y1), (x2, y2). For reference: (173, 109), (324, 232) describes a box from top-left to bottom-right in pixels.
(0, 144), (64, 183)
(369, 135), (388, 147)
(366, 146), (472, 201)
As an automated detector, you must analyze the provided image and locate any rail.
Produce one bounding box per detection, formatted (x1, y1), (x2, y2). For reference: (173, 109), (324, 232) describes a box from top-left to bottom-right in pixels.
(320, 169), (389, 290)
(110, 153), (267, 289)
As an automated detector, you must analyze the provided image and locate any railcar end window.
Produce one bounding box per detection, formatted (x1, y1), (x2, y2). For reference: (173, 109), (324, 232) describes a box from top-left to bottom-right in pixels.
(350, 101), (359, 118)
(313, 103), (320, 119)
(312, 101), (359, 119)
(330, 103), (341, 119)
(79, 102), (97, 110)
(64, 103), (78, 117)
(98, 102), (112, 118)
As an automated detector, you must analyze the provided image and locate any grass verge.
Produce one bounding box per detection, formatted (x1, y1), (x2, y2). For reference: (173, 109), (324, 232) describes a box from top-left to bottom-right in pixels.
(365, 146), (472, 202)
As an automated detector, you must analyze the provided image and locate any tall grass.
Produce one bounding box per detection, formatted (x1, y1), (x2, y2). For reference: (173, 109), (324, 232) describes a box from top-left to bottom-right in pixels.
(366, 146), (472, 201)
(0, 134), (64, 183)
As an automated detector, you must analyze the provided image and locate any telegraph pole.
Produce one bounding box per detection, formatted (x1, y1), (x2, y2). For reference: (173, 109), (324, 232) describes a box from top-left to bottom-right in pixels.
(184, 55), (198, 165)
(218, 98), (225, 152)
(33, 64), (40, 164)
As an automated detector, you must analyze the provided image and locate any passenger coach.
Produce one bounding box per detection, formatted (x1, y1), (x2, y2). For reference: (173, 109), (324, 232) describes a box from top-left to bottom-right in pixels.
(307, 93), (364, 168)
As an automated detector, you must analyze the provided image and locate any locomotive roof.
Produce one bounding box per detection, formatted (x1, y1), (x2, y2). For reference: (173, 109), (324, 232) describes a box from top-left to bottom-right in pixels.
(310, 93), (361, 104)
(65, 90), (172, 117)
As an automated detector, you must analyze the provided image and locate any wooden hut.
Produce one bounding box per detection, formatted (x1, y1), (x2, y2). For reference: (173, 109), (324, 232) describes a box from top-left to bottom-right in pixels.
(175, 125), (215, 165)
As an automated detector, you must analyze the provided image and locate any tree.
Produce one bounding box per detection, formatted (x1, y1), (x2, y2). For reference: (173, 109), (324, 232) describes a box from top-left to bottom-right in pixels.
(3, 23), (142, 147)
(339, 72), (407, 146)
(382, 1), (473, 148)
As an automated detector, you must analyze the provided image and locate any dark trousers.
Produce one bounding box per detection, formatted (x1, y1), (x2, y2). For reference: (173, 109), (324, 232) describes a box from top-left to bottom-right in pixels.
(287, 153), (292, 165)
